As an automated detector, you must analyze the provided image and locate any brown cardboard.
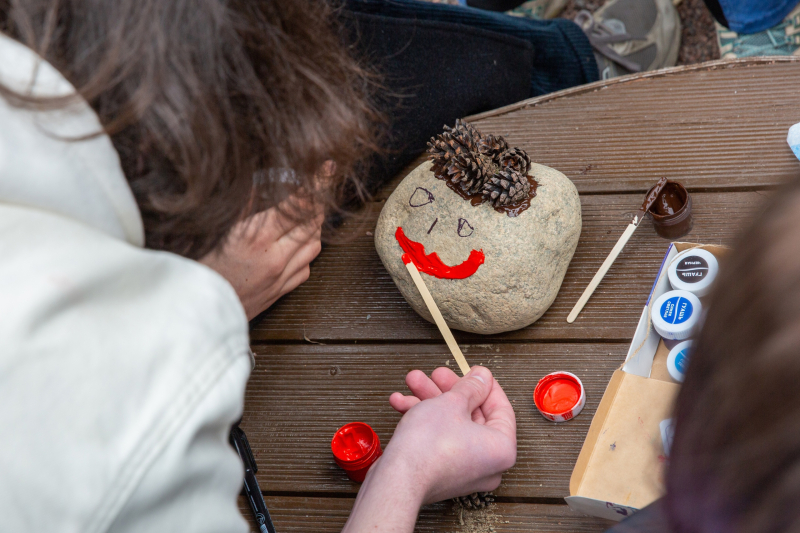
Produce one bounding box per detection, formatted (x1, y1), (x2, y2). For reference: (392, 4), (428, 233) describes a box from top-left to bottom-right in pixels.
(571, 372), (678, 508)
(570, 370), (626, 494)
(567, 242), (730, 520)
(650, 341), (677, 383)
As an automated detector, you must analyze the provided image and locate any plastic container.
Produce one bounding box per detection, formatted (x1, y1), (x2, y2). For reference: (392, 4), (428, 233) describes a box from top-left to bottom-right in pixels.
(666, 340), (693, 383)
(668, 248), (719, 297)
(646, 180), (693, 239)
(652, 289), (702, 341)
(331, 422), (382, 482)
(533, 372), (586, 422)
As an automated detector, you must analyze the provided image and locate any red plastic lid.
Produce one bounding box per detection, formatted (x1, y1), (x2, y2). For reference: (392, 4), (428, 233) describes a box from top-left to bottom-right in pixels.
(533, 372), (586, 422)
(331, 422), (377, 463)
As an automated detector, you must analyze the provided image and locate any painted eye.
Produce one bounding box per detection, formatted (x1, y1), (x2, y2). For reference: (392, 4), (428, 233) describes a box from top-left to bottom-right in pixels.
(457, 218), (474, 237)
(409, 187), (434, 207)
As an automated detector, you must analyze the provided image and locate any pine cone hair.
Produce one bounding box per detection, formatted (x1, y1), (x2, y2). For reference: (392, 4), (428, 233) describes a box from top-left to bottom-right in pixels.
(500, 146), (531, 175)
(477, 134), (508, 158)
(427, 120), (533, 207)
(446, 153), (492, 195)
(482, 168), (531, 207)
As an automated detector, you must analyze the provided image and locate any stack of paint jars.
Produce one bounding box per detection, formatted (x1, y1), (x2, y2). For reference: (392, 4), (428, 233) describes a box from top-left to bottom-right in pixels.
(652, 248), (719, 383)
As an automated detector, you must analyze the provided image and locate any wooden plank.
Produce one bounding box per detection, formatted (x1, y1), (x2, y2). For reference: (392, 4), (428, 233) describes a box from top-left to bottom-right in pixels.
(375, 59), (800, 198)
(425, 58), (799, 197)
(470, 60), (800, 194)
(250, 191), (765, 343)
(467, 57), (800, 121)
(238, 496), (614, 532)
(240, 343), (627, 498)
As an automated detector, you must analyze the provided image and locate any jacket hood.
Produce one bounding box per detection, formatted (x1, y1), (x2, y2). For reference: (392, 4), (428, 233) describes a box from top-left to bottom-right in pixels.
(0, 32), (144, 247)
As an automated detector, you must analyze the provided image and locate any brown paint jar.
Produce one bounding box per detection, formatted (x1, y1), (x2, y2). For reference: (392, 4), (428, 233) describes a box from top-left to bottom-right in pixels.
(646, 180), (692, 239)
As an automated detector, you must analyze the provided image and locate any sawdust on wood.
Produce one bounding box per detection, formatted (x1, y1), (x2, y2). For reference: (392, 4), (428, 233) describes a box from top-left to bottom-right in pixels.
(454, 500), (503, 533)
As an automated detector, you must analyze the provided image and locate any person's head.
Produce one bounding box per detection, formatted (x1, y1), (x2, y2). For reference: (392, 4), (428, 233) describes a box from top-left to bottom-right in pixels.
(0, 0), (378, 258)
(666, 177), (800, 531)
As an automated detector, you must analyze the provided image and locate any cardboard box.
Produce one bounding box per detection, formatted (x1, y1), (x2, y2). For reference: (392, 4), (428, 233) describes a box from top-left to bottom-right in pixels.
(565, 242), (728, 521)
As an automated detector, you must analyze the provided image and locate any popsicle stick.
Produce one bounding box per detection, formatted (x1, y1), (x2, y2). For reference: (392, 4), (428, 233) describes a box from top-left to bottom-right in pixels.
(567, 222), (638, 323)
(405, 261), (471, 376)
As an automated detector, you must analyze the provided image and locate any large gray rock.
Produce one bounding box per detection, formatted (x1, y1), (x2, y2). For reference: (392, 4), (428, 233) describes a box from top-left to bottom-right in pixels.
(375, 160), (581, 334)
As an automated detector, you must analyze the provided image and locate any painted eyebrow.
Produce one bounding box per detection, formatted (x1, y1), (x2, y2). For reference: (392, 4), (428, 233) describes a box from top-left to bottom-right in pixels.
(409, 187), (434, 207)
(457, 218), (474, 237)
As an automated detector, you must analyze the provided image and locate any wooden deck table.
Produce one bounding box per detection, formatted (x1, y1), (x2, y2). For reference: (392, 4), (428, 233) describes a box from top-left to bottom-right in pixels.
(240, 57), (800, 532)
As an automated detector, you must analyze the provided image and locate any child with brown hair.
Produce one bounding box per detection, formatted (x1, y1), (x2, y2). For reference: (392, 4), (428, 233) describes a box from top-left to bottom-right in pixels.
(0, 1), (519, 531)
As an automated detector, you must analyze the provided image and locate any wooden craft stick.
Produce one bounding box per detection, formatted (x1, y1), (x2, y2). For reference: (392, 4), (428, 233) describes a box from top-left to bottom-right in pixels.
(567, 222), (638, 324)
(567, 178), (669, 324)
(405, 261), (471, 376)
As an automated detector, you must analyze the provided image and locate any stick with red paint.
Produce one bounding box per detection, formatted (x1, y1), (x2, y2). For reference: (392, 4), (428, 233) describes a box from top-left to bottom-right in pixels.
(394, 227), (474, 375)
(403, 257), (471, 376)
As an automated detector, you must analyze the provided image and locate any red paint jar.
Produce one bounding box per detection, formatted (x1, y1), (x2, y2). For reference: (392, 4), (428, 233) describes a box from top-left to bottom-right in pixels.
(533, 372), (586, 422)
(331, 422), (382, 482)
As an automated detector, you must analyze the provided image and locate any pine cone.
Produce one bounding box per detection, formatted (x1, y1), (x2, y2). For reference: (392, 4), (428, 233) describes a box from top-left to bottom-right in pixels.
(428, 120), (534, 205)
(445, 152), (492, 195)
(427, 119), (481, 182)
(449, 119), (482, 151)
(477, 134), (508, 159)
(482, 168), (531, 207)
(454, 492), (495, 510)
(499, 147), (531, 175)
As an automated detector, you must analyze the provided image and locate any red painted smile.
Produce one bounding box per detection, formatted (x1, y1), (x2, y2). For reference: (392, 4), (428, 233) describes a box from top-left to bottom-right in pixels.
(395, 226), (485, 279)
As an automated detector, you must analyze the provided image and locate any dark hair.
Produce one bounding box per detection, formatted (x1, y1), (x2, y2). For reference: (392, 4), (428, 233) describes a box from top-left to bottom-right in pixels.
(666, 178), (800, 531)
(0, 0), (378, 258)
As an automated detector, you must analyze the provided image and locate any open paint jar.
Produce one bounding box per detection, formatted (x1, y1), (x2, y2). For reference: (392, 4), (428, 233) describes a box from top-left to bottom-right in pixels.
(646, 180), (693, 239)
(331, 422), (382, 482)
(533, 372), (586, 422)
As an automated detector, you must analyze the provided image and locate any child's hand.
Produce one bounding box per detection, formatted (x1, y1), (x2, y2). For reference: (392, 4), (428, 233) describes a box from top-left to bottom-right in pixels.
(342, 366), (516, 533)
(200, 201), (323, 319)
(385, 365), (517, 504)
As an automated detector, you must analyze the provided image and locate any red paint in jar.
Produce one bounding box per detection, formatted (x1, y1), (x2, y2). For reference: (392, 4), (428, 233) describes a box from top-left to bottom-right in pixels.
(395, 226), (484, 279)
(331, 422), (382, 482)
(533, 372), (586, 422)
(537, 378), (580, 413)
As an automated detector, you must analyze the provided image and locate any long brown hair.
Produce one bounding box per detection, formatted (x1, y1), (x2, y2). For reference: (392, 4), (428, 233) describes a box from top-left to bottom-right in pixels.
(666, 177), (800, 531)
(0, 0), (379, 258)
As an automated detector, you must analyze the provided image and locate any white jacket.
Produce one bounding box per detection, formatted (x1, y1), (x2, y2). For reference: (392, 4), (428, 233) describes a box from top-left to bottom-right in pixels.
(0, 33), (251, 533)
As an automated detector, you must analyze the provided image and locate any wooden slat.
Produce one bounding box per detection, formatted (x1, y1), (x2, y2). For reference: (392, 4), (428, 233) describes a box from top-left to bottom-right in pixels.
(238, 496), (614, 532)
(240, 343), (626, 498)
(377, 60), (800, 200)
(250, 191), (764, 343)
(470, 58), (800, 194)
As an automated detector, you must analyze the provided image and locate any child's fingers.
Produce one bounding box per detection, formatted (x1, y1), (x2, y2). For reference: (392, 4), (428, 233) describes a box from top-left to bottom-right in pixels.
(405, 369), (443, 400)
(389, 392), (420, 414)
(430, 366), (461, 393)
(481, 378), (517, 441)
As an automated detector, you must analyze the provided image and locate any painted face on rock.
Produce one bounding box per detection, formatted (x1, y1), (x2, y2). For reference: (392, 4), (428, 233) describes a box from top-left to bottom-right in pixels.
(395, 186), (485, 280)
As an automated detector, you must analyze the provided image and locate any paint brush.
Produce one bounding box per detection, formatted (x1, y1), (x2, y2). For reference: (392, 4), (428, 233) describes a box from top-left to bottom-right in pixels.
(404, 259), (471, 376)
(567, 178), (669, 324)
